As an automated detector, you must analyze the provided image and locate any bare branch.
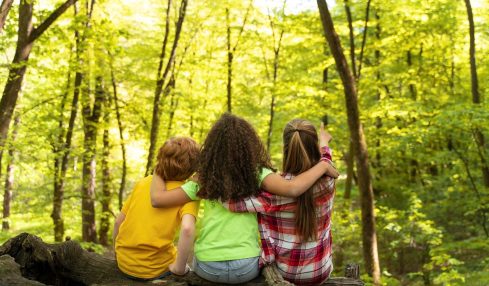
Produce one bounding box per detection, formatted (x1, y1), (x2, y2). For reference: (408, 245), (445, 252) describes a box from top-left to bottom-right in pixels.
(29, 0), (78, 43)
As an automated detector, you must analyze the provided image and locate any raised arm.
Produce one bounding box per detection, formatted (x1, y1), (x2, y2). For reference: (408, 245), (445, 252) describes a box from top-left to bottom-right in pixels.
(150, 173), (192, 207)
(262, 124), (338, 198)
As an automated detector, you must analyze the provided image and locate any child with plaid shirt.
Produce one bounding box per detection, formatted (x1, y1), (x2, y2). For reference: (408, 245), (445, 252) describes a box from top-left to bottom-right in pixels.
(224, 119), (336, 285)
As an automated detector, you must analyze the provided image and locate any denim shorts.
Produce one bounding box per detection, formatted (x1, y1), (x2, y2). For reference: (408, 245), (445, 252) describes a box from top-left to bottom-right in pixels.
(193, 256), (260, 284)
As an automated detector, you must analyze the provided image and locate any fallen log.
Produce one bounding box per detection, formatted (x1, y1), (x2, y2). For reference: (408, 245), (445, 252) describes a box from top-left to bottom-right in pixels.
(0, 233), (364, 286)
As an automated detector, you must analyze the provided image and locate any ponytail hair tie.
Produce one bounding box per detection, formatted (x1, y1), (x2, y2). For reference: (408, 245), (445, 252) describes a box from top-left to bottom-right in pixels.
(291, 128), (301, 132)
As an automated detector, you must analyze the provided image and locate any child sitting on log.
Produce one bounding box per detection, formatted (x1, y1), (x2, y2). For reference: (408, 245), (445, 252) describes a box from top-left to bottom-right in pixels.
(113, 137), (200, 280)
(149, 113), (338, 284)
(224, 119), (336, 285)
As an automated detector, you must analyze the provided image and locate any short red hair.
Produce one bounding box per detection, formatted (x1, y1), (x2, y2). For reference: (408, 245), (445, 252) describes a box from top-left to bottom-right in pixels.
(154, 137), (200, 181)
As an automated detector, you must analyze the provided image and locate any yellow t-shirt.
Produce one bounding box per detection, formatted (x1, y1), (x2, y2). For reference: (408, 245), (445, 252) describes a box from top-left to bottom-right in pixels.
(115, 176), (199, 279)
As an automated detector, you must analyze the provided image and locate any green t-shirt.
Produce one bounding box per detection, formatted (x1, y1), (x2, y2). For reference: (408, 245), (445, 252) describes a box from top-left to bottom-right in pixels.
(182, 168), (273, 261)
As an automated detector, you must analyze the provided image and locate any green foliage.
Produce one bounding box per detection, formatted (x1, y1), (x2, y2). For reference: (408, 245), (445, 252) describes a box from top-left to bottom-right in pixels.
(1, 0), (488, 284)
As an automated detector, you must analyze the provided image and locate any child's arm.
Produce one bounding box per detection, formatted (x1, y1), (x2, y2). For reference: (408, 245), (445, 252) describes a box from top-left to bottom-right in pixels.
(169, 214), (195, 275)
(112, 212), (126, 247)
(261, 160), (337, 198)
(150, 173), (192, 207)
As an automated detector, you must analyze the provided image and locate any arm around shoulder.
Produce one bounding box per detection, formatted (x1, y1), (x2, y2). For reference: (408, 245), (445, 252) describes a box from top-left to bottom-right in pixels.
(261, 160), (337, 198)
(150, 173), (192, 207)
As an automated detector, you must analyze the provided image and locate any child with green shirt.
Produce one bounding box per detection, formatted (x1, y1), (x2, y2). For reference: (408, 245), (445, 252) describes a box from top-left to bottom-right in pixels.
(150, 113), (338, 284)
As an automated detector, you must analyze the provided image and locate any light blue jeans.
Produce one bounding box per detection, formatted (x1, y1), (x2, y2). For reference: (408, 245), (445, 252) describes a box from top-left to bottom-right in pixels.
(193, 256), (260, 284)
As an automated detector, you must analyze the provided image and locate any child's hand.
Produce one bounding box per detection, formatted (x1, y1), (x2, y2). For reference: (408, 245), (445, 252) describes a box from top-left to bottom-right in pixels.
(169, 263), (190, 276)
(319, 122), (332, 147)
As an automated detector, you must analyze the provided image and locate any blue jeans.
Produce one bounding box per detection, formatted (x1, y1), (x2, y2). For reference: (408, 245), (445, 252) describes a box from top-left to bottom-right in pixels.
(194, 256), (260, 284)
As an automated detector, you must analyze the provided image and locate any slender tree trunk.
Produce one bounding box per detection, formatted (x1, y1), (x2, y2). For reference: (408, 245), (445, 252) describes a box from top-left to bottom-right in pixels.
(407, 50), (417, 101)
(317, 1), (381, 283)
(225, 1), (252, 114)
(2, 113), (19, 231)
(464, 0), (480, 104)
(464, 0), (489, 187)
(344, 141), (354, 199)
(99, 99), (111, 246)
(343, 0), (357, 78)
(226, 7), (233, 113)
(373, 12), (382, 174)
(80, 75), (105, 243)
(343, 0), (361, 199)
(146, 0), (188, 176)
(52, 65), (76, 242)
(166, 77), (177, 139)
(109, 61), (127, 210)
(357, 0), (371, 80)
(0, 0), (14, 33)
(0, 0), (77, 175)
(266, 5), (285, 151)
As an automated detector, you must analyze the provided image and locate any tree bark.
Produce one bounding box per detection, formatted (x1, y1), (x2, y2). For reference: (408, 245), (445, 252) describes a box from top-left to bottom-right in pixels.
(2, 113), (19, 231)
(344, 141), (354, 199)
(52, 57), (77, 242)
(357, 0), (371, 80)
(165, 76), (178, 139)
(99, 99), (112, 246)
(109, 60), (127, 210)
(266, 3), (285, 151)
(0, 0), (77, 176)
(225, 1), (252, 114)
(81, 75), (105, 243)
(0, 0), (14, 33)
(464, 0), (489, 187)
(317, 1), (381, 284)
(343, 0), (357, 79)
(226, 6), (233, 113)
(145, 0), (188, 176)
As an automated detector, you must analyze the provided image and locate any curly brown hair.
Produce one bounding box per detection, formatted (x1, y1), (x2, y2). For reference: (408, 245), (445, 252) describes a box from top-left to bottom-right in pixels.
(154, 137), (200, 181)
(197, 113), (274, 201)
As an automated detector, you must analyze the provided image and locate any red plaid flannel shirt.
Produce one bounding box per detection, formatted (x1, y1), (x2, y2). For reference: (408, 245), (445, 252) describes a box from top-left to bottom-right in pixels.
(224, 147), (335, 285)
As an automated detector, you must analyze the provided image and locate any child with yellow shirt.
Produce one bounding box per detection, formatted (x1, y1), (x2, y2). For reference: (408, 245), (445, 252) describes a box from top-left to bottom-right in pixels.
(113, 137), (200, 280)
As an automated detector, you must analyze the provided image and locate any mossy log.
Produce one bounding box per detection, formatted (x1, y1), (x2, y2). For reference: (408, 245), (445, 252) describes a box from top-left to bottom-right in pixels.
(0, 233), (364, 286)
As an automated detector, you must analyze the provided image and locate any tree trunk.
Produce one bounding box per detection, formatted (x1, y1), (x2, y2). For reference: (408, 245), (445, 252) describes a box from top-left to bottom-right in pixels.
(0, 0), (14, 33)
(109, 61), (127, 210)
(373, 12), (382, 174)
(52, 59), (77, 242)
(343, 0), (357, 78)
(99, 99), (112, 246)
(266, 6), (285, 151)
(0, 233), (364, 286)
(0, 0), (77, 177)
(225, 1), (252, 114)
(80, 75), (105, 243)
(343, 1), (354, 200)
(407, 50), (417, 100)
(464, 0), (489, 187)
(226, 7), (233, 113)
(357, 0), (371, 80)
(344, 141), (354, 199)
(165, 76), (178, 139)
(317, 1), (381, 284)
(2, 113), (19, 231)
(146, 0), (188, 177)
